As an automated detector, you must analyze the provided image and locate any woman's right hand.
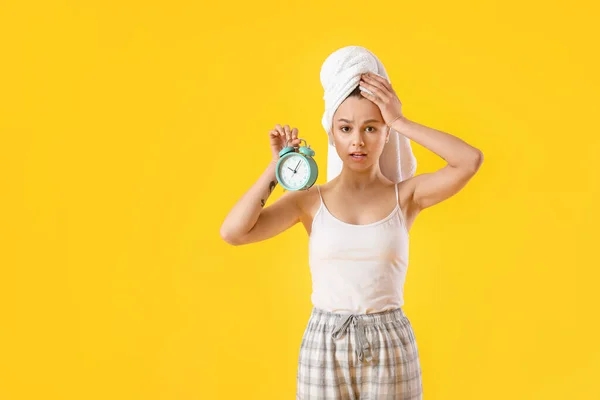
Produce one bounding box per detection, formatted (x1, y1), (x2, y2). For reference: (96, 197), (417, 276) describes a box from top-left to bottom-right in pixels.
(269, 124), (301, 162)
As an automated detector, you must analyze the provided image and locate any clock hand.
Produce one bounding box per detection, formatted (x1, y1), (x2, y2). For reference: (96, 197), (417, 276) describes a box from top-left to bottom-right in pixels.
(294, 160), (301, 172)
(287, 167), (295, 172)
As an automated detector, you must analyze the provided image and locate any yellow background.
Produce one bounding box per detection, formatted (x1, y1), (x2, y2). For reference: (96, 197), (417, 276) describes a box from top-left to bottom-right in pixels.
(1, 0), (599, 399)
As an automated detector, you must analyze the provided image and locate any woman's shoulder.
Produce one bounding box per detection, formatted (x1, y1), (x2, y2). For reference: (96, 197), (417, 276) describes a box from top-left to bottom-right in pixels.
(288, 184), (323, 231)
(292, 183), (322, 211)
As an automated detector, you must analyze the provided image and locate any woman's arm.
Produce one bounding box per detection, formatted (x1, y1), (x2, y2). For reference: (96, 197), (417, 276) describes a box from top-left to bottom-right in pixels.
(220, 124), (305, 246)
(391, 116), (484, 210)
(392, 116), (482, 168)
(358, 72), (483, 210)
(219, 160), (304, 246)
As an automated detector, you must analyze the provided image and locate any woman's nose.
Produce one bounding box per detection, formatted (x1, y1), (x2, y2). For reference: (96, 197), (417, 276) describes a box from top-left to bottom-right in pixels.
(352, 135), (365, 146)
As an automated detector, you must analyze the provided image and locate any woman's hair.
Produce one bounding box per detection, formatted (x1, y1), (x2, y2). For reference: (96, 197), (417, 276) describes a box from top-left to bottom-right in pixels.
(347, 85), (362, 99)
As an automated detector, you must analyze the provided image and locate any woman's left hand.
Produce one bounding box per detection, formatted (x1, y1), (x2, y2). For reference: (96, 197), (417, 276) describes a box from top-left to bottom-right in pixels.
(359, 72), (404, 126)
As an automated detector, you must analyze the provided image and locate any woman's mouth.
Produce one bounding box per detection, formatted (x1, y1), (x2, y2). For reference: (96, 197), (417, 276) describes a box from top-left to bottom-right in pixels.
(350, 152), (367, 161)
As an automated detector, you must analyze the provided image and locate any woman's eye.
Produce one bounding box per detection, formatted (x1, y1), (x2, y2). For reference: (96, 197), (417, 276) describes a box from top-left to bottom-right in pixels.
(341, 126), (375, 132)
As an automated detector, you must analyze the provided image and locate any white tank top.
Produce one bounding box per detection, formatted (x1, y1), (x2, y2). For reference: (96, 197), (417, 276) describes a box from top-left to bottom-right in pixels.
(308, 184), (410, 314)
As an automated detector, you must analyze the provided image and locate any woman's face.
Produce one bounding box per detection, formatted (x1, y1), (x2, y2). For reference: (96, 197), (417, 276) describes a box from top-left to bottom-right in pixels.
(331, 95), (389, 172)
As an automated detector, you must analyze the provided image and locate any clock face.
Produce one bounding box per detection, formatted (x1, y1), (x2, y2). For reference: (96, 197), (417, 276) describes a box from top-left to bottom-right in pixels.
(279, 154), (309, 190)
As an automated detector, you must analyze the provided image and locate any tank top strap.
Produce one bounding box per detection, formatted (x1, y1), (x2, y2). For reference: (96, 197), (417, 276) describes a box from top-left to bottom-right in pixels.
(316, 184), (323, 199)
(394, 183), (399, 205)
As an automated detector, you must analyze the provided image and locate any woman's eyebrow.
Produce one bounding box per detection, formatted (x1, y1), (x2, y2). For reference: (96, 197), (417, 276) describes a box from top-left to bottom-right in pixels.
(337, 118), (381, 124)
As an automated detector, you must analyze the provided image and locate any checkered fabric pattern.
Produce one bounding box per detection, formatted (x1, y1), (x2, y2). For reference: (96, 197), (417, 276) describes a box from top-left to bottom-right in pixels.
(297, 307), (423, 399)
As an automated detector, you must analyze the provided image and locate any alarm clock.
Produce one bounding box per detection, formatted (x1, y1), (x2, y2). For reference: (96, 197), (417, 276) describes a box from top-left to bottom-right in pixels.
(275, 138), (318, 191)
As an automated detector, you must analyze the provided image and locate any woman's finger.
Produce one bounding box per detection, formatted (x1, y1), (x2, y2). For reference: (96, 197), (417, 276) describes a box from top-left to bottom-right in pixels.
(359, 89), (379, 104)
(275, 124), (284, 133)
(363, 74), (393, 98)
(365, 72), (394, 93)
(283, 125), (291, 145)
(276, 125), (284, 143)
(361, 79), (387, 100)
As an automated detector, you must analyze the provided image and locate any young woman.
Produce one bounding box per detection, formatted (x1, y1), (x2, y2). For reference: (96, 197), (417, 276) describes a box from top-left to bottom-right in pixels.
(220, 72), (483, 399)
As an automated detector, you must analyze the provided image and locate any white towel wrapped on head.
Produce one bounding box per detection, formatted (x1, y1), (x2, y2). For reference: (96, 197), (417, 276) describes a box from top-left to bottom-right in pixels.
(319, 45), (417, 183)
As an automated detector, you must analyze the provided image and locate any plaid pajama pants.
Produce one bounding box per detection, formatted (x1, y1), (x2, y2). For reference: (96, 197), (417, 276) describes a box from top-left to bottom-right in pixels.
(296, 307), (423, 399)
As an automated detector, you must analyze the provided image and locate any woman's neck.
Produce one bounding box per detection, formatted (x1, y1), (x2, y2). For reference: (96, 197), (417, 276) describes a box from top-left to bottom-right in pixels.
(337, 165), (387, 191)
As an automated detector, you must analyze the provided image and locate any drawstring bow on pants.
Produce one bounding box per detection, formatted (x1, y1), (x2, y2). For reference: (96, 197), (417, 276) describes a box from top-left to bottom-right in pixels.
(331, 313), (373, 363)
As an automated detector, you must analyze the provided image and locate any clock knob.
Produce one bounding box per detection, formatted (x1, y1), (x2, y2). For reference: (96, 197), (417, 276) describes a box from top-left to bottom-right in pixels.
(299, 145), (315, 157)
(278, 138), (297, 157)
